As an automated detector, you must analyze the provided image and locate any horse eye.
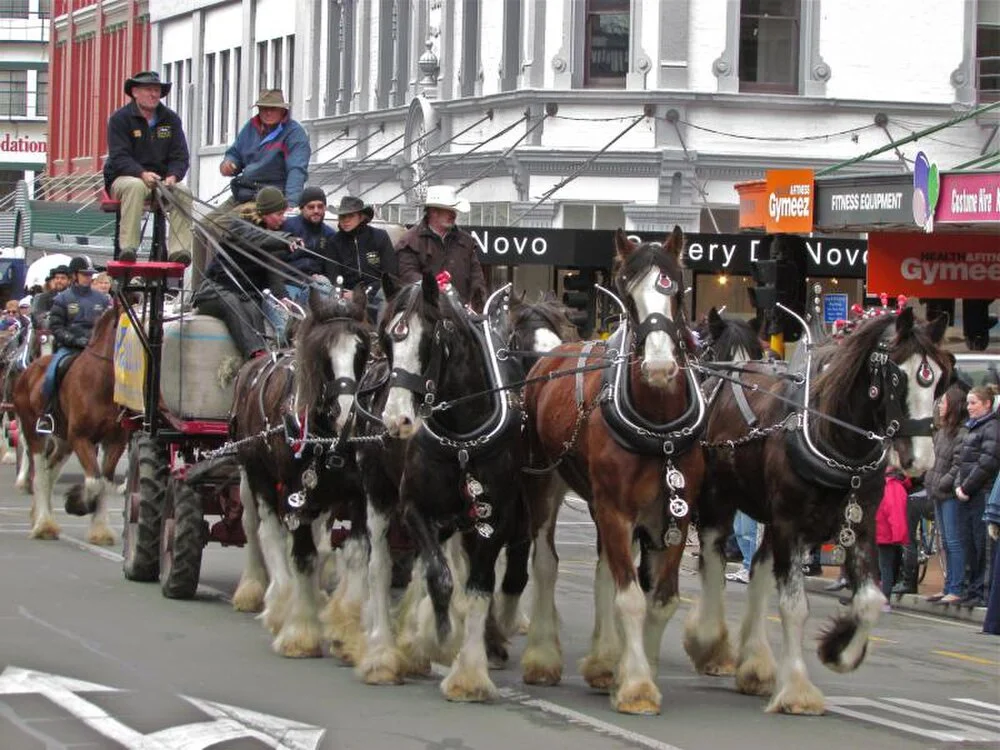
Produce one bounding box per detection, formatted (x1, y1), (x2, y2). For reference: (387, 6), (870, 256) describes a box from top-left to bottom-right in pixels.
(391, 319), (409, 342)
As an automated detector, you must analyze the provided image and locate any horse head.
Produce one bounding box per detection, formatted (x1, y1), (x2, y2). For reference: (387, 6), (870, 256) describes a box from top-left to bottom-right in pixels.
(506, 292), (580, 374)
(294, 286), (371, 434)
(613, 225), (690, 388)
(813, 308), (949, 476)
(697, 307), (763, 364)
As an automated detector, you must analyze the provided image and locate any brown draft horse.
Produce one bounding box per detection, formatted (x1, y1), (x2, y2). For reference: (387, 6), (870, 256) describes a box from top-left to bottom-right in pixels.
(521, 227), (705, 715)
(12, 308), (126, 545)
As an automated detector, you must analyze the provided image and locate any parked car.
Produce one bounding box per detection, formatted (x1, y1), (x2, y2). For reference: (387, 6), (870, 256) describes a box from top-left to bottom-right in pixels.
(953, 352), (1000, 390)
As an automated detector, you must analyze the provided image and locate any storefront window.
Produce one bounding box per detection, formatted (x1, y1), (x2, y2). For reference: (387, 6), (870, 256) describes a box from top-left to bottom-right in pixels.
(585, 0), (629, 89)
(738, 0), (800, 94)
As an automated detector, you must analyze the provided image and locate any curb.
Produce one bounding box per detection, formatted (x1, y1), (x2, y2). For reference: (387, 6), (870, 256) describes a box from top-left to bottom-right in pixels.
(680, 552), (986, 626)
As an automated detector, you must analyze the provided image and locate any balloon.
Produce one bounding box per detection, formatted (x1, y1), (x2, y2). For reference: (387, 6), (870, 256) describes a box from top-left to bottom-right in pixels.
(927, 163), (940, 215)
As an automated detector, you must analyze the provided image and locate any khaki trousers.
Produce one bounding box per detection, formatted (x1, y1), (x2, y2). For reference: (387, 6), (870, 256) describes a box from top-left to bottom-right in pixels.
(110, 176), (193, 260)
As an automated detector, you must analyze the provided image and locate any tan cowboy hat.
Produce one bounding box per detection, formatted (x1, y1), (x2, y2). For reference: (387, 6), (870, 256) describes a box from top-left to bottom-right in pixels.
(254, 89), (290, 109)
(423, 185), (470, 214)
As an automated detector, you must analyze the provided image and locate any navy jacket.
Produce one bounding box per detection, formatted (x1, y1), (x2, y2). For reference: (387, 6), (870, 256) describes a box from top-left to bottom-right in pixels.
(326, 223), (397, 294)
(945, 411), (1000, 499)
(281, 215), (336, 276)
(103, 101), (189, 191)
(224, 114), (310, 204)
(48, 285), (113, 350)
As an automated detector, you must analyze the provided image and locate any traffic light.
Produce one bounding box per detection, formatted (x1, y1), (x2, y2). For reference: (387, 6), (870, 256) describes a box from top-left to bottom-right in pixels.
(962, 298), (998, 351)
(747, 259), (778, 311)
(562, 270), (596, 337)
(747, 235), (808, 344)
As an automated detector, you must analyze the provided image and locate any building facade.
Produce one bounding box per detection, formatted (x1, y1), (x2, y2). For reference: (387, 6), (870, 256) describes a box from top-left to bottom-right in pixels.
(150, 1), (998, 320)
(0, 0), (50, 202)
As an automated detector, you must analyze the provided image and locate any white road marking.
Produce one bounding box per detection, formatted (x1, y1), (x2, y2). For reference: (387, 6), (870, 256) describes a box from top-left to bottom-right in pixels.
(954, 698), (1000, 713)
(429, 664), (686, 750)
(0, 666), (325, 750)
(826, 696), (1000, 743)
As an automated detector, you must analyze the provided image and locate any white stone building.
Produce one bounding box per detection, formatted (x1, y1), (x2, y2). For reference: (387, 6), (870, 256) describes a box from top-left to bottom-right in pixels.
(149, 0), (1000, 311)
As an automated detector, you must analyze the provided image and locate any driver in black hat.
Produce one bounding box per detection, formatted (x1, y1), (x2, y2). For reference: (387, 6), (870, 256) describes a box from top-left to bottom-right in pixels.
(103, 70), (192, 264)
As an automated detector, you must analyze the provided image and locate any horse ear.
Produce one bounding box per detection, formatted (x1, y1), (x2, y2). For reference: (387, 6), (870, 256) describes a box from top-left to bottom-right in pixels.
(382, 272), (398, 301)
(894, 306), (915, 339)
(351, 284), (368, 319)
(663, 225), (685, 259)
(421, 271), (439, 305)
(708, 306), (726, 340)
(307, 285), (323, 317)
(614, 228), (636, 258)
(926, 313), (948, 344)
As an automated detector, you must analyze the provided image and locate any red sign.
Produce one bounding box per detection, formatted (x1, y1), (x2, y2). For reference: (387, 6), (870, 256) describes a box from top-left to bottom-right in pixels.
(735, 180), (767, 230)
(936, 171), (1000, 224)
(867, 232), (1000, 298)
(764, 169), (814, 233)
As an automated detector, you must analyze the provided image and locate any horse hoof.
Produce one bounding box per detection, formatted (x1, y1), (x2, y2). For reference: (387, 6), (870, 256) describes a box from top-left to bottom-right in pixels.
(580, 655), (616, 692)
(440, 669), (498, 703)
(273, 625), (323, 658)
(86, 528), (115, 547)
(521, 646), (563, 686)
(232, 580), (266, 613)
(736, 656), (776, 696)
(356, 646), (405, 685)
(28, 523), (60, 541)
(612, 680), (662, 715)
(703, 658), (737, 677)
(765, 678), (826, 715)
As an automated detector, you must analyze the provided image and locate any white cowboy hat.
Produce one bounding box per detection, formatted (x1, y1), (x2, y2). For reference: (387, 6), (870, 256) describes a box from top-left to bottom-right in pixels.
(423, 185), (470, 214)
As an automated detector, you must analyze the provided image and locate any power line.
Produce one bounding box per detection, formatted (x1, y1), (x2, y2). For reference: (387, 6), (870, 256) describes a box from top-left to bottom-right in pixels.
(456, 113), (549, 194)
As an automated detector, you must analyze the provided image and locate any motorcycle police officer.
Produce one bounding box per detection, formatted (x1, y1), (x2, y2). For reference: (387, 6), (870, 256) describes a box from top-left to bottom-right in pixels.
(37, 256), (112, 432)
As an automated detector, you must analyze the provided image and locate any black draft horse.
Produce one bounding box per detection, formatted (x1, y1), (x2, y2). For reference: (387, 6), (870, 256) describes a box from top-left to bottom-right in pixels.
(354, 273), (524, 701)
(684, 308), (948, 714)
(230, 289), (371, 657)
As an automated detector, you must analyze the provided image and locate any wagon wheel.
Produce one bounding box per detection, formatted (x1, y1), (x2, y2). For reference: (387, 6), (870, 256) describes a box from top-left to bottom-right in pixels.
(160, 477), (207, 599)
(122, 433), (166, 582)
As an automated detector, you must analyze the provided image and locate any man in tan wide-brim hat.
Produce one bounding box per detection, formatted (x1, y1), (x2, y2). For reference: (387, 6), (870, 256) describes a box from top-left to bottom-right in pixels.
(192, 88), (311, 286)
(395, 185), (486, 311)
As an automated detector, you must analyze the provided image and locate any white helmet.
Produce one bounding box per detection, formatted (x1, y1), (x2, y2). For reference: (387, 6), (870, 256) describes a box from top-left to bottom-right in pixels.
(18, 296), (31, 308)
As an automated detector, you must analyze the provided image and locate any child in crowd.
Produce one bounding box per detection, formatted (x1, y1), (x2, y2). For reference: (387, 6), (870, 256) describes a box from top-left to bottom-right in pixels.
(876, 466), (911, 612)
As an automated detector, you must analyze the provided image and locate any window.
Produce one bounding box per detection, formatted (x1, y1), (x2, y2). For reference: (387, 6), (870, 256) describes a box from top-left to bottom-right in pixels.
(584, 0), (629, 89)
(220, 49), (231, 143)
(38, 0), (50, 18)
(460, 0), (480, 97)
(272, 37), (283, 94)
(257, 40), (268, 93)
(738, 0), (800, 94)
(173, 59), (184, 124)
(0, 70), (27, 116)
(205, 52), (216, 145)
(35, 69), (47, 116)
(233, 47), (241, 124)
(977, 7), (1000, 103)
(0, 0), (28, 19)
(562, 203), (625, 230)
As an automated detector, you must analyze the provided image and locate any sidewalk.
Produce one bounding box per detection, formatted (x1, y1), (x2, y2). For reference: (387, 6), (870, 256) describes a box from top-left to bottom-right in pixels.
(680, 551), (987, 626)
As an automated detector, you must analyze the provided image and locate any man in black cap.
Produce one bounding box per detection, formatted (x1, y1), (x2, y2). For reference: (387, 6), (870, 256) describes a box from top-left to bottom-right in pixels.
(31, 264), (70, 330)
(326, 195), (397, 320)
(280, 186), (337, 302)
(103, 71), (192, 264)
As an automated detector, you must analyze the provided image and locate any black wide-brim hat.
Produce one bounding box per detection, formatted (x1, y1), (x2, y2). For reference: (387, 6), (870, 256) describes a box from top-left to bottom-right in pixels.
(335, 195), (374, 219)
(125, 71), (172, 98)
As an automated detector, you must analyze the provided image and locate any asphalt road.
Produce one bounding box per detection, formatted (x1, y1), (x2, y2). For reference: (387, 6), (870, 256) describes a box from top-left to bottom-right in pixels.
(0, 462), (998, 750)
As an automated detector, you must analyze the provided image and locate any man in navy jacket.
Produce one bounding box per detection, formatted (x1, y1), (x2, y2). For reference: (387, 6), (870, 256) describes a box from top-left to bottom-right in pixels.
(103, 71), (192, 264)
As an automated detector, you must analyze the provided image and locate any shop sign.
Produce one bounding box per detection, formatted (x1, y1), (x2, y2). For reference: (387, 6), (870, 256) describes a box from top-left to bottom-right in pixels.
(468, 226), (866, 277)
(823, 293), (849, 324)
(867, 232), (1000, 298)
(935, 171), (1000, 224)
(814, 174), (914, 230)
(764, 169), (814, 233)
(735, 180), (767, 230)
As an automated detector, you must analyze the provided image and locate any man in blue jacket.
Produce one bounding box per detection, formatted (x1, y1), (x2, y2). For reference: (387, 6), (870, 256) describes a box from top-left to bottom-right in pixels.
(280, 186), (336, 302)
(37, 257), (113, 432)
(103, 71), (192, 264)
(220, 89), (311, 207)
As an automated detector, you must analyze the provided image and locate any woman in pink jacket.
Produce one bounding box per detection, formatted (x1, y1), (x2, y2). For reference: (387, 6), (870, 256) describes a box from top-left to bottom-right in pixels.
(877, 467), (912, 611)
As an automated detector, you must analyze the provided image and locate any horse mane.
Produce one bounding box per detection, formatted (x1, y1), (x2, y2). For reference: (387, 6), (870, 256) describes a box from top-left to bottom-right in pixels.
(295, 291), (368, 410)
(88, 306), (120, 347)
(700, 311), (762, 361)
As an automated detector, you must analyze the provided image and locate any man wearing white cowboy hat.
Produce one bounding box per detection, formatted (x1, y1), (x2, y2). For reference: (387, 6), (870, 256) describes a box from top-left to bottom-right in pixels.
(103, 71), (193, 264)
(396, 185), (486, 311)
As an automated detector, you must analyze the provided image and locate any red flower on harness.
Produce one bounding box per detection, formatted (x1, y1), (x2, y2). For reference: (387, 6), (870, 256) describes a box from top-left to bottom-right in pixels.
(436, 270), (452, 290)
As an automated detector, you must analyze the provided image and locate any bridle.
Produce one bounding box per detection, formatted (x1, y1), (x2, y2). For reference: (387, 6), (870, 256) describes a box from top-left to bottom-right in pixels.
(385, 313), (455, 418)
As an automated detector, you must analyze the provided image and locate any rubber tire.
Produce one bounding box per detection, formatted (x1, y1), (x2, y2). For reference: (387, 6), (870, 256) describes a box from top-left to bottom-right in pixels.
(122, 434), (166, 582)
(161, 479), (206, 599)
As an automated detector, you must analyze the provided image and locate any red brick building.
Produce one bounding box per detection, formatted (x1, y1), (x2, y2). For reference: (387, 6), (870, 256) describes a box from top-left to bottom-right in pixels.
(46, 0), (149, 199)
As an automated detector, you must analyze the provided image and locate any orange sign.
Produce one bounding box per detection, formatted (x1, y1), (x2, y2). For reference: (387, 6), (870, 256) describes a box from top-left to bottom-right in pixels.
(867, 232), (1000, 298)
(764, 169), (815, 233)
(735, 180), (767, 230)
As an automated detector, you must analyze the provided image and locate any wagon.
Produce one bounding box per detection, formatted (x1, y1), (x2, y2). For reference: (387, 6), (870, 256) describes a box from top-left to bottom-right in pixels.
(109, 219), (244, 599)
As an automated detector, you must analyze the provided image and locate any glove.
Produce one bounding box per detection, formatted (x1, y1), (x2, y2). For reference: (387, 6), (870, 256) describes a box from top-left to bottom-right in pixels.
(989, 523), (1000, 542)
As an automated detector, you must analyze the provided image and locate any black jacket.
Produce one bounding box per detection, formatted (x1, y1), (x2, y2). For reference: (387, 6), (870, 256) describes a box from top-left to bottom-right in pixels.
(31, 290), (57, 329)
(281, 215), (336, 276)
(103, 101), (189, 191)
(48, 284), (113, 350)
(943, 411), (1000, 498)
(325, 223), (397, 294)
(202, 210), (291, 300)
(925, 427), (964, 502)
